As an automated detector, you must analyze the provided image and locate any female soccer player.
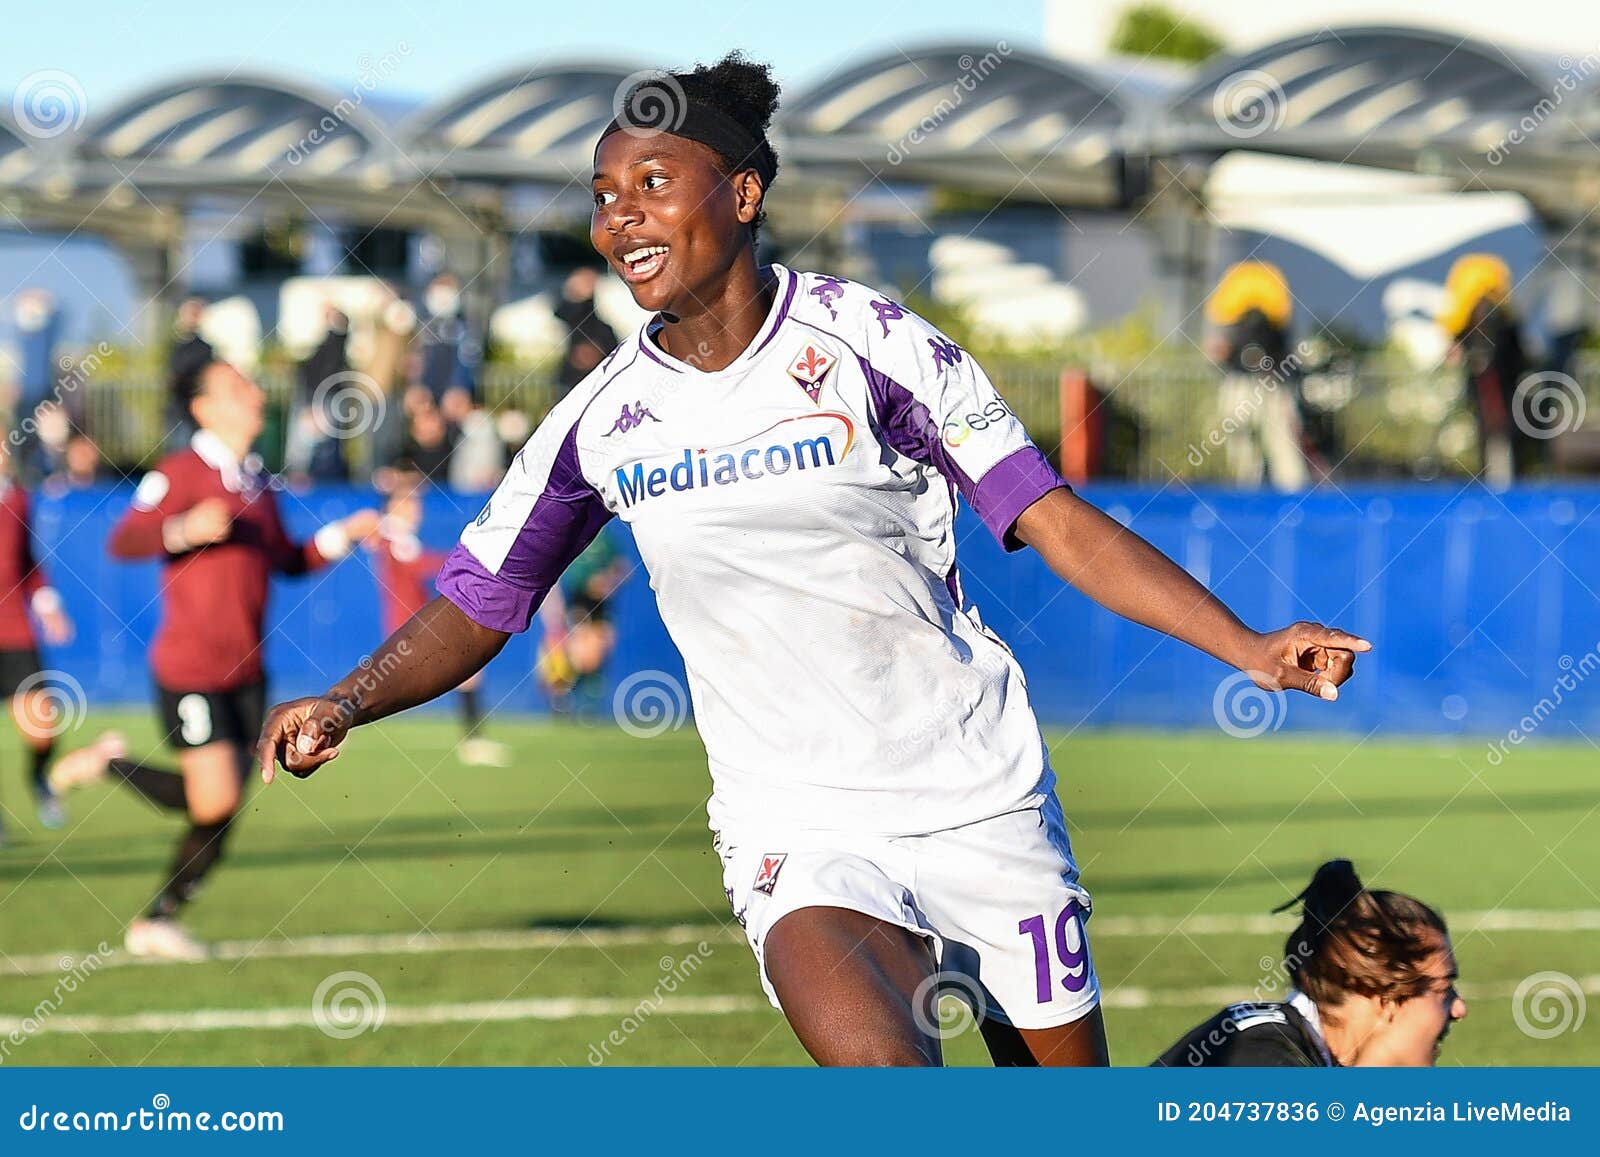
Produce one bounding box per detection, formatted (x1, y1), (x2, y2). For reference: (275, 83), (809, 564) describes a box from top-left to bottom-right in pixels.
(258, 54), (1368, 1065)
(1155, 860), (1465, 1066)
(52, 359), (378, 959)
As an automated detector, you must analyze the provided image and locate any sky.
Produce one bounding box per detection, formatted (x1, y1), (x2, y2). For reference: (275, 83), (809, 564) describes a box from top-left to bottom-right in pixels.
(2, 0), (1047, 113)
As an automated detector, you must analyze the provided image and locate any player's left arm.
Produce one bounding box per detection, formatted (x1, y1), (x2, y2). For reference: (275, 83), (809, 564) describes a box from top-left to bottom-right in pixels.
(1014, 490), (1369, 699)
(264, 491), (381, 575)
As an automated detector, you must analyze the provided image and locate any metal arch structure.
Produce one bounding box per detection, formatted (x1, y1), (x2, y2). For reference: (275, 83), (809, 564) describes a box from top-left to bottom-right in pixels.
(1155, 25), (1600, 220)
(777, 41), (1173, 209)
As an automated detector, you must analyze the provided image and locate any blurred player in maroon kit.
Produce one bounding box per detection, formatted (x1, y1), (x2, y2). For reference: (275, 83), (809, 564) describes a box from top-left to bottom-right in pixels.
(51, 360), (378, 959)
(0, 450), (75, 845)
(371, 472), (509, 766)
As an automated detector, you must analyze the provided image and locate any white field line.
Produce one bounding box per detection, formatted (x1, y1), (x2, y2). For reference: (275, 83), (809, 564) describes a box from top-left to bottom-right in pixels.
(6, 908), (1600, 980)
(4, 976), (1597, 1038)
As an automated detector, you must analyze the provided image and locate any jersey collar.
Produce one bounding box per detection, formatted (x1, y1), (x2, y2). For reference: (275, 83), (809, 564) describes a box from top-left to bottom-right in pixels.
(640, 263), (797, 376)
(1287, 988), (1335, 1065)
(191, 429), (265, 493)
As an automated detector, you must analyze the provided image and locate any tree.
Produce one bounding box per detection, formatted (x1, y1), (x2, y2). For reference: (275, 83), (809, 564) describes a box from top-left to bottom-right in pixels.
(1109, 3), (1224, 63)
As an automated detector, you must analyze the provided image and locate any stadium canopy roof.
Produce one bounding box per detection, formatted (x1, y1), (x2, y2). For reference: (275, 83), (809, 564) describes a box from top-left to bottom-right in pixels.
(400, 60), (641, 187)
(57, 73), (497, 234)
(778, 42), (1178, 207)
(1157, 25), (1600, 217)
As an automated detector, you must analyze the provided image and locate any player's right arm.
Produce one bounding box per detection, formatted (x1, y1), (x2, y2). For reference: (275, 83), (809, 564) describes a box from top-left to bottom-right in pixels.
(107, 463), (232, 558)
(258, 595), (508, 782)
(259, 382), (614, 782)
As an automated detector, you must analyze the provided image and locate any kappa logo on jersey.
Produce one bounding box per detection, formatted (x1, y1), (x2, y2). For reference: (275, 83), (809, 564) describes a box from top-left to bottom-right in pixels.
(604, 401), (662, 437)
(787, 344), (836, 404)
(614, 411), (855, 509)
(753, 852), (787, 895)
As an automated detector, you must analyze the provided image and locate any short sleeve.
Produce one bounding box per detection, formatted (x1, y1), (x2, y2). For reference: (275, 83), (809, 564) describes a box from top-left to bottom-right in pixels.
(436, 394), (612, 633)
(860, 301), (1066, 551)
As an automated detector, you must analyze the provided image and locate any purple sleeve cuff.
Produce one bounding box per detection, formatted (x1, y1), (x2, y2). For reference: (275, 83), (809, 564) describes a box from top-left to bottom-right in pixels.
(436, 545), (541, 634)
(972, 445), (1069, 551)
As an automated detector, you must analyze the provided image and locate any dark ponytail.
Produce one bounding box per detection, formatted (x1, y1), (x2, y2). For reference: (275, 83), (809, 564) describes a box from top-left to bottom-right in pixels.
(1275, 860), (1448, 1010)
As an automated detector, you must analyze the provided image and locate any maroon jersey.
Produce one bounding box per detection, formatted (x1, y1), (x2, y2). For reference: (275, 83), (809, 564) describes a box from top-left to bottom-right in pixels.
(373, 529), (447, 637)
(0, 482), (48, 651)
(108, 432), (336, 692)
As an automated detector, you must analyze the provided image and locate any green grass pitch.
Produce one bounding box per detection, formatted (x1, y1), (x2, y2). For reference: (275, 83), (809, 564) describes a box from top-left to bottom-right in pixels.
(1, 713), (1594, 1066)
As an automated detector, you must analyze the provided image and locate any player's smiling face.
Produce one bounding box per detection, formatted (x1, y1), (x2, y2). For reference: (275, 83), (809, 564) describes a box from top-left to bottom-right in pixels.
(590, 131), (757, 318)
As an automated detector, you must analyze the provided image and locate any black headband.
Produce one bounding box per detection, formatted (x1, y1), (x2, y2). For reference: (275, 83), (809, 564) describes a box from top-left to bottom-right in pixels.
(598, 89), (777, 187)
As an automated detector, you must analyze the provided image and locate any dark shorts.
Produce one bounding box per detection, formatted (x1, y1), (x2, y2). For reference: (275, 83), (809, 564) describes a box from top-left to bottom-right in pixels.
(0, 648), (42, 698)
(157, 681), (266, 751)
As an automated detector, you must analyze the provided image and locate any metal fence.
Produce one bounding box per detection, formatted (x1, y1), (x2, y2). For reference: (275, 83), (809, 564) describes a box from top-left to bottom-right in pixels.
(52, 353), (1600, 482)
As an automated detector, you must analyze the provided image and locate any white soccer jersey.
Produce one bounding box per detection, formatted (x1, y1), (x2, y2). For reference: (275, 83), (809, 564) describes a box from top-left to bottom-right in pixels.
(438, 265), (1068, 837)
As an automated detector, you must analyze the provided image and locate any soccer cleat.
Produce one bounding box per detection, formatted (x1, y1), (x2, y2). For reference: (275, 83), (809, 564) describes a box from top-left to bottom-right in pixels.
(35, 790), (66, 831)
(457, 737), (513, 768)
(48, 731), (127, 795)
(124, 917), (209, 962)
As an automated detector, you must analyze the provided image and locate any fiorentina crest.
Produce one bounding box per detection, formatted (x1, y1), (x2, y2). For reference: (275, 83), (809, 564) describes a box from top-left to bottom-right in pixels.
(787, 344), (835, 404)
(753, 852), (787, 896)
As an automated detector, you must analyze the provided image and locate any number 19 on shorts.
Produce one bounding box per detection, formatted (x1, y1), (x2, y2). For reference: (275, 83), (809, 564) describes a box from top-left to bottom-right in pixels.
(1018, 900), (1089, 1003)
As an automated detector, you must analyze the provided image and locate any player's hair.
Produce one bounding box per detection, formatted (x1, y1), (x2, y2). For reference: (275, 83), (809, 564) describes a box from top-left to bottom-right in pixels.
(172, 357), (218, 413)
(658, 52), (781, 245)
(1275, 860), (1448, 1012)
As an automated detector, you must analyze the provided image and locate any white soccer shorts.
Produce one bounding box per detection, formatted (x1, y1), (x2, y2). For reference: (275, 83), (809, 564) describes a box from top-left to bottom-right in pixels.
(717, 796), (1100, 1031)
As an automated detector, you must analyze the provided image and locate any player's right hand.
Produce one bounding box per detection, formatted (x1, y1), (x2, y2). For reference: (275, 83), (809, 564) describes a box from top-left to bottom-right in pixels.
(183, 498), (234, 546)
(257, 696), (352, 784)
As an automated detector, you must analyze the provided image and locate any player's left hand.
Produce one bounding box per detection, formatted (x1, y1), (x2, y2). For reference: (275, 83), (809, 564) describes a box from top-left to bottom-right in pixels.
(1241, 622), (1371, 701)
(342, 509), (382, 543)
(39, 609), (73, 646)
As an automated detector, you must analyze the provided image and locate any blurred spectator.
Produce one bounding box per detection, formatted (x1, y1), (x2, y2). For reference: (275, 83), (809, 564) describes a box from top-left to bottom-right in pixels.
(401, 385), (457, 481)
(284, 305), (352, 483)
(1205, 261), (1308, 490)
(537, 523), (629, 715)
(43, 434), (104, 497)
(440, 386), (504, 492)
(419, 274), (477, 402)
(1442, 255), (1531, 487)
(369, 290), (418, 469)
(554, 267), (618, 395)
(12, 289), (62, 420)
(166, 298), (213, 450)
